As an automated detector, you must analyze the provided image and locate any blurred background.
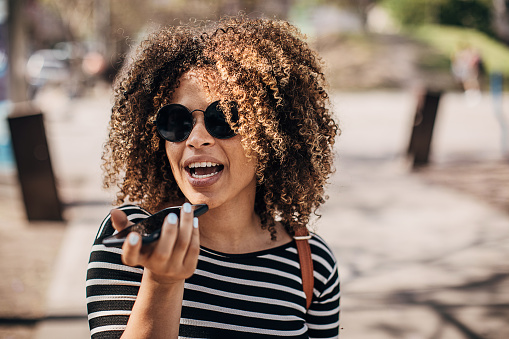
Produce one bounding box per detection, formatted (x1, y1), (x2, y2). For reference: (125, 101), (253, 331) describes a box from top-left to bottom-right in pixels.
(0, 0), (508, 338)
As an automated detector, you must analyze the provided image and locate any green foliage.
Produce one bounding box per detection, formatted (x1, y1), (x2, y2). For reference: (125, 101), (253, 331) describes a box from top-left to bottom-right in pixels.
(382, 0), (442, 25)
(382, 0), (493, 35)
(437, 0), (493, 35)
(413, 25), (509, 75)
(416, 49), (451, 71)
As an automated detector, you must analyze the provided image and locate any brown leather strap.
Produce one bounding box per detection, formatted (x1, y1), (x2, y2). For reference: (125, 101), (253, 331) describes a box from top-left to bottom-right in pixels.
(294, 228), (313, 310)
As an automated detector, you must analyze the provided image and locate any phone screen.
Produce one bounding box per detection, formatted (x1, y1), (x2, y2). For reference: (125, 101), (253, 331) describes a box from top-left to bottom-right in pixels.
(102, 204), (208, 247)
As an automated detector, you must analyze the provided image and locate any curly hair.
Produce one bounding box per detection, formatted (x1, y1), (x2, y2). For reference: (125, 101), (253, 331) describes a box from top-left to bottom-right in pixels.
(103, 15), (339, 239)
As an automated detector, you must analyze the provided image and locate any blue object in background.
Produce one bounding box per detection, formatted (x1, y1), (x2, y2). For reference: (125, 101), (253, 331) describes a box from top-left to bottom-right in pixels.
(0, 100), (14, 171)
(0, 10), (12, 171)
(490, 72), (508, 157)
(490, 72), (503, 96)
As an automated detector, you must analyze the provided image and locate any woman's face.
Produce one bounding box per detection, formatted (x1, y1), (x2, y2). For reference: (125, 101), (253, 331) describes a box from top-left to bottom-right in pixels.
(164, 71), (257, 210)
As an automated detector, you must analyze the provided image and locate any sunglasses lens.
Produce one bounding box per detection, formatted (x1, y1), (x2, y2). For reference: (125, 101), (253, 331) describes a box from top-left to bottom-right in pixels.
(205, 102), (238, 139)
(156, 104), (193, 142)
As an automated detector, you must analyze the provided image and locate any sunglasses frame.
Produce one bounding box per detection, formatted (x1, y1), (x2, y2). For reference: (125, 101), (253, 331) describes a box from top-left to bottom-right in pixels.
(156, 100), (238, 142)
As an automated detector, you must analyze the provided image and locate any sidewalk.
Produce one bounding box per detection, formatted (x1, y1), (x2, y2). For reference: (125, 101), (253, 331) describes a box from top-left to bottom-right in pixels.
(326, 91), (509, 338)
(1, 88), (508, 338)
(0, 85), (113, 339)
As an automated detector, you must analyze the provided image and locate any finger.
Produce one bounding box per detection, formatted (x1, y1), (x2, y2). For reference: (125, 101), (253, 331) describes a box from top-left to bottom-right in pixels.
(150, 212), (179, 261)
(182, 217), (200, 277)
(173, 203), (194, 262)
(121, 232), (143, 267)
(110, 209), (132, 232)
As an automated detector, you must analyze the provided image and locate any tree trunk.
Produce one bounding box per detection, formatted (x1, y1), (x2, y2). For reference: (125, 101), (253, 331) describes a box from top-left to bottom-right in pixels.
(8, 0), (28, 102)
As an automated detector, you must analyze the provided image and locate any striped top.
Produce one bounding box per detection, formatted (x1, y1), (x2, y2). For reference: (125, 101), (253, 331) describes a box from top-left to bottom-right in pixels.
(86, 205), (340, 338)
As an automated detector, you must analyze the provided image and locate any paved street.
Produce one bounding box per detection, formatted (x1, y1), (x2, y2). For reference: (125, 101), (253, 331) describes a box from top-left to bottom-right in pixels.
(1, 86), (508, 338)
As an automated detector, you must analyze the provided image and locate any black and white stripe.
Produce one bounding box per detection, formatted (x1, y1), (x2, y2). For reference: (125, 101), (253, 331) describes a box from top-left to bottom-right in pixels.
(86, 205), (340, 338)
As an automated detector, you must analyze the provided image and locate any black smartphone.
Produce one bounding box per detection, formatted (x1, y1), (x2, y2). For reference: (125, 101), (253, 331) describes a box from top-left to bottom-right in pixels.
(102, 204), (208, 247)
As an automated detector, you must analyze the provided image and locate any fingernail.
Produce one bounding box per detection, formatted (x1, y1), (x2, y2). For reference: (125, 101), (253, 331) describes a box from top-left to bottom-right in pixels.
(193, 217), (199, 229)
(167, 213), (178, 224)
(128, 233), (140, 246)
(183, 202), (192, 213)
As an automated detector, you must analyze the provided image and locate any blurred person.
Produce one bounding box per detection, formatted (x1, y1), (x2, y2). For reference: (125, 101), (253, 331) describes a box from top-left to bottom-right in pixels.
(82, 51), (106, 76)
(451, 42), (483, 105)
(86, 15), (340, 338)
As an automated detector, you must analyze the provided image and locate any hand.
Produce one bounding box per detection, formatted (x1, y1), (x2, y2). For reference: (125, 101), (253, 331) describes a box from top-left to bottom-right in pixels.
(110, 203), (200, 284)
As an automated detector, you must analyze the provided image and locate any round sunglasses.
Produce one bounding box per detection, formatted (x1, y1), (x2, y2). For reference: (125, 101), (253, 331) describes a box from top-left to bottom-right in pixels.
(156, 101), (239, 142)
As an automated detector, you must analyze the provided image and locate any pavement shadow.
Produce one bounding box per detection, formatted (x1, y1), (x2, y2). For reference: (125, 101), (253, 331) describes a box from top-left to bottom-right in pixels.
(382, 272), (509, 338)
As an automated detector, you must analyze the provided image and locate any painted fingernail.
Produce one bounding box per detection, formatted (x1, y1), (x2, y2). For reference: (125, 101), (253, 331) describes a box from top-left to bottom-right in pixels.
(167, 213), (178, 224)
(129, 233), (140, 246)
(183, 202), (192, 213)
(193, 217), (199, 229)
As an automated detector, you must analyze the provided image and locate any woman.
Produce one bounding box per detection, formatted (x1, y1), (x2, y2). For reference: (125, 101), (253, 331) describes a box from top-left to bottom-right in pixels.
(87, 15), (340, 338)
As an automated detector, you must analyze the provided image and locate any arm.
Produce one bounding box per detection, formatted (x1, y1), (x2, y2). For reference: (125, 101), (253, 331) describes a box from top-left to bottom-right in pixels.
(306, 267), (340, 339)
(121, 272), (185, 338)
(113, 203), (200, 339)
(86, 206), (145, 338)
(305, 235), (341, 339)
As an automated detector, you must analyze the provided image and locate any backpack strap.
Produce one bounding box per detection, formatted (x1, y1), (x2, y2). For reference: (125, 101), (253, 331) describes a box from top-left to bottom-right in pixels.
(294, 228), (314, 310)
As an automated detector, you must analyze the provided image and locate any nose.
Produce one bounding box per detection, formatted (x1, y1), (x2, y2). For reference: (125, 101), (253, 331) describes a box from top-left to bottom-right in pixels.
(186, 114), (215, 148)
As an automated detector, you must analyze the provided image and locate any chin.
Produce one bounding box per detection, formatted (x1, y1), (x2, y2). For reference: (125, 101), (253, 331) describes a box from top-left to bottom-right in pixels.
(184, 193), (218, 209)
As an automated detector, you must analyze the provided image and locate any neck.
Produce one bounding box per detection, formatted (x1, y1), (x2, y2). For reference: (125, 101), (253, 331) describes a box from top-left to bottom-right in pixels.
(184, 180), (292, 253)
(198, 199), (266, 254)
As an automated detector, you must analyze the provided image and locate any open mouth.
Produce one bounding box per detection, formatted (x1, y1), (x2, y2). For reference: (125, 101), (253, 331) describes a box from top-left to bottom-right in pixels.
(186, 162), (224, 179)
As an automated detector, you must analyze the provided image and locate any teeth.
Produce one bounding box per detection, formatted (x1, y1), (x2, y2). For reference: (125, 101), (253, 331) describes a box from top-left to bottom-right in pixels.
(188, 162), (220, 168)
(188, 161), (222, 179)
(191, 171), (219, 179)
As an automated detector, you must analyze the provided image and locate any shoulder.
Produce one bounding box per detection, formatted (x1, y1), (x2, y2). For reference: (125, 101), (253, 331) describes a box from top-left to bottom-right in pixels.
(93, 204), (151, 245)
(309, 233), (337, 265)
(87, 206), (147, 333)
(116, 204), (152, 219)
(309, 233), (338, 287)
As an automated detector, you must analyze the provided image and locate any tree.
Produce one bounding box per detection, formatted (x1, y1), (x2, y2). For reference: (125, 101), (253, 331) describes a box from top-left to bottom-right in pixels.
(39, 0), (95, 41)
(336, 0), (380, 29)
(438, 0), (493, 36)
(382, 0), (494, 36)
